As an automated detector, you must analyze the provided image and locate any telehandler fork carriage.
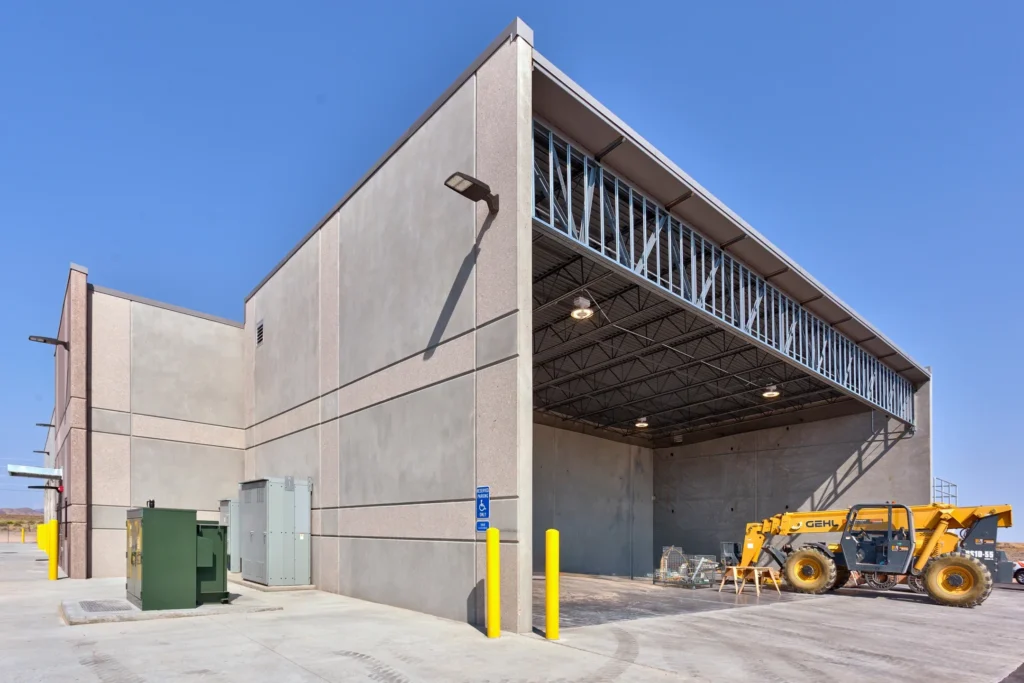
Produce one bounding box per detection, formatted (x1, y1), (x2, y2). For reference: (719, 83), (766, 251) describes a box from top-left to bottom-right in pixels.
(739, 503), (1012, 607)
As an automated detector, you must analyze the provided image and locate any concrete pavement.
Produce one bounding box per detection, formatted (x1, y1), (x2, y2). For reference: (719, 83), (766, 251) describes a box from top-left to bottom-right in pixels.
(0, 545), (675, 682)
(2, 545), (1023, 682)
(555, 580), (1024, 682)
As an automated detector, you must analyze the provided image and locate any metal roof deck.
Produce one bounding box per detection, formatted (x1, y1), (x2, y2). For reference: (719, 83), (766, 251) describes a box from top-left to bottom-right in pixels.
(533, 232), (856, 442)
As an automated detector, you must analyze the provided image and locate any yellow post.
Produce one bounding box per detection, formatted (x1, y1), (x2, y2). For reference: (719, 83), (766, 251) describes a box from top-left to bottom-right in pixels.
(21, 527), (25, 544)
(486, 527), (500, 638)
(545, 529), (559, 640)
(47, 520), (58, 581)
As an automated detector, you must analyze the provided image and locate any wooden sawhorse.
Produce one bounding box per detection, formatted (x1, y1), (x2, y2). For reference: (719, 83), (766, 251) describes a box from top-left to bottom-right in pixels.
(717, 566), (782, 597)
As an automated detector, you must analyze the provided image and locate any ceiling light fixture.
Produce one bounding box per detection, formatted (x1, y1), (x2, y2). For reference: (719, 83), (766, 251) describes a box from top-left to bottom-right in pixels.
(762, 385), (781, 399)
(635, 417), (649, 429)
(570, 296), (594, 321)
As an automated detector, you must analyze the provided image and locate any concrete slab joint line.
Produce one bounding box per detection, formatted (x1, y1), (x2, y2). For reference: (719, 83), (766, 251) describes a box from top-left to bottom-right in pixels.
(330, 315), (518, 393)
(90, 408), (130, 436)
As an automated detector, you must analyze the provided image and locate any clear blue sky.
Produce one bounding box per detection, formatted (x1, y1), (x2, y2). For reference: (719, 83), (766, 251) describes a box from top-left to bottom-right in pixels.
(1, 4), (1020, 537)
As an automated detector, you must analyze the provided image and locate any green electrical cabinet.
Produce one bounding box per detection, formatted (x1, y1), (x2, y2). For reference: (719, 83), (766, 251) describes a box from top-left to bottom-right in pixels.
(196, 522), (229, 604)
(126, 508), (230, 611)
(126, 507), (197, 610)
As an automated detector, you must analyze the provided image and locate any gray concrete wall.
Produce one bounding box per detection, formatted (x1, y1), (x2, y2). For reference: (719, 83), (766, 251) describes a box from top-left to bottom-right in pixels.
(252, 236), (320, 424)
(130, 302), (245, 428)
(533, 424), (653, 577)
(653, 386), (932, 561)
(246, 27), (535, 632)
(86, 289), (245, 577)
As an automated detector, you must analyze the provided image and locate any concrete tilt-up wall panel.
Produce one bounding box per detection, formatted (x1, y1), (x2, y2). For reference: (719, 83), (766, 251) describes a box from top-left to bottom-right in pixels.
(653, 383), (932, 560)
(246, 23), (536, 632)
(533, 424), (653, 578)
(87, 288), (245, 578)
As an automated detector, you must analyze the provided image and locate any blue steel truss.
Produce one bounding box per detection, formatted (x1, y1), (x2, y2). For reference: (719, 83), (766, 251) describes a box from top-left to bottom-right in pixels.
(532, 121), (915, 426)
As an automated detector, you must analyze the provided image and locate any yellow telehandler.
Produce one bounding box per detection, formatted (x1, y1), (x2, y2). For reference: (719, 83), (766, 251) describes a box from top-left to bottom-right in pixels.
(739, 502), (1012, 607)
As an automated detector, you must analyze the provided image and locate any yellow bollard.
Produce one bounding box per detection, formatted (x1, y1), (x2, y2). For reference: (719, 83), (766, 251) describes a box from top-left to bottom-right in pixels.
(21, 527), (25, 544)
(47, 520), (58, 581)
(545, 529), (559, 640)
(486, 527), (500, 638)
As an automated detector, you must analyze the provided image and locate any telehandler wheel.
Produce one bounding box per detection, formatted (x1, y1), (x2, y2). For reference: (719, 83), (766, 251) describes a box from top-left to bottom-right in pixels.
(864, 572), (899, 590)
(906, 574), (926, 594)
(784, 547), (837, 594)
(829, 567), (851, 591)
(923, 552), (993, 608)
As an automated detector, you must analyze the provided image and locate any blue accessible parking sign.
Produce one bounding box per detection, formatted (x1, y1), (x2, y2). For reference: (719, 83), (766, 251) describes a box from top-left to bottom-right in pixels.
(476, 486), (490, 532)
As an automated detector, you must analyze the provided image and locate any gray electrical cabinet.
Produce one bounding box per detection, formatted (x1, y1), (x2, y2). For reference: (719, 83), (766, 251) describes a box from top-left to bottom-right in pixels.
(219, 499), (241, 573)
(238, 477), (311, 586)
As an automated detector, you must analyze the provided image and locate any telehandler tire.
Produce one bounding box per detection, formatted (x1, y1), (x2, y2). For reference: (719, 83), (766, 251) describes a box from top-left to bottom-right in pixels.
(906, 574), (926, 594)
(829, 567), (851, 591)
(784, 547), (837, 594)
(864, 572), (899, 590)
(923, 552), (992, 608)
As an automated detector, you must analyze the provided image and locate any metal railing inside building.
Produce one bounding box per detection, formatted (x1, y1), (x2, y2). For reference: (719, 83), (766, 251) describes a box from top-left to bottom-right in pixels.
(532, 120), (915, 425)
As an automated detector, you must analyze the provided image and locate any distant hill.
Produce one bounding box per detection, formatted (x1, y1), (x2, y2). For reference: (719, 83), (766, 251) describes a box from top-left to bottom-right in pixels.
(1000, 543), (1024, 562)
(0, 508), (42, 516)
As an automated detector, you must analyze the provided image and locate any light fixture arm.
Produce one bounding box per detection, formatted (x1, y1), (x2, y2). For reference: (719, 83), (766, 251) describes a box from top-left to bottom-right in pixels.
(484, 193), (499, 215)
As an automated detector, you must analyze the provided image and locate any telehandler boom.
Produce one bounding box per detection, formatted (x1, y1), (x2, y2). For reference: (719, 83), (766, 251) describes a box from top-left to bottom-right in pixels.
(740, 502), (1012, 607)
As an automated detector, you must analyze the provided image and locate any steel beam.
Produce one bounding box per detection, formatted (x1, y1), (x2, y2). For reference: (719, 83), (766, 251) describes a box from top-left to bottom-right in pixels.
(537, 341), (758, 412)
(534, 322), (729, 394)
(639, 386), (840, 435)
(572, 359), (791, 421)
(653, 394), (851, 439)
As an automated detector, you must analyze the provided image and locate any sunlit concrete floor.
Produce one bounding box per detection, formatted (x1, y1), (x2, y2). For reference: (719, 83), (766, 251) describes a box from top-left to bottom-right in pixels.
(533, 573), (819, 629)
(535, 573), (1024, 682)
(3, 545), (1023, 682)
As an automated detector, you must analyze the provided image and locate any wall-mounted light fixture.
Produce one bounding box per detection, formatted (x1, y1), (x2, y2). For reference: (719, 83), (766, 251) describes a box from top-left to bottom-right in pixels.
(444, 172), (499, 214)
(635, 417), (649, 429)
(35, 423), (55, 428)
(33, 450), (49, 455)
(570, 296), (594, 321)
(28, 335), (67, 348)
(762, 385), (781, 399)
